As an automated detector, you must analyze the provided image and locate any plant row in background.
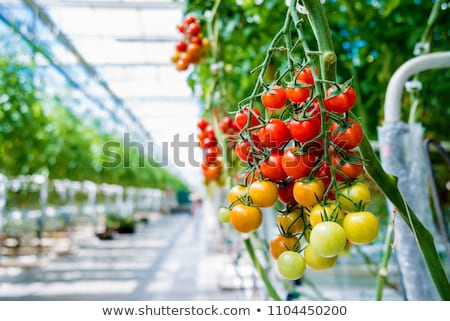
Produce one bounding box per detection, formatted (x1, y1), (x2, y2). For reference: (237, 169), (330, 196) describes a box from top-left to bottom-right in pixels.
(0, 55), (188, 193)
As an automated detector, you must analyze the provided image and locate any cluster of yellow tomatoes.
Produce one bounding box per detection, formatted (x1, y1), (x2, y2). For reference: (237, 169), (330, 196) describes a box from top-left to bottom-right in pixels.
(218, 65), (380, 280)
(171, 15), (209, 71)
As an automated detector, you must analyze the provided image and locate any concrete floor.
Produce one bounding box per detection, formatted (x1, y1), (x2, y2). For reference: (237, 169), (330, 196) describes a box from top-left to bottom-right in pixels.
(0, 204), (403, 301)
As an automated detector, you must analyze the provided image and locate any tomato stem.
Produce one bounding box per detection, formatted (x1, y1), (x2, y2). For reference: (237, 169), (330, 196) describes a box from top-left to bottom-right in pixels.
(244, 237), (282, 301)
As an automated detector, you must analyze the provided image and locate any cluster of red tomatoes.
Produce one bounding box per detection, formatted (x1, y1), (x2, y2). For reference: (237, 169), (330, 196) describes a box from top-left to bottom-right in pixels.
(218, 66), (380, 280)
(197, 116), (239, 184)
(171, 15), (209, 71)
(197, 118), (223, 184)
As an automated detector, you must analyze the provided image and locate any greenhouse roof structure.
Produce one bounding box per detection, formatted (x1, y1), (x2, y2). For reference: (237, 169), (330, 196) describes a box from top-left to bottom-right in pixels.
(0, 0), (202, 187)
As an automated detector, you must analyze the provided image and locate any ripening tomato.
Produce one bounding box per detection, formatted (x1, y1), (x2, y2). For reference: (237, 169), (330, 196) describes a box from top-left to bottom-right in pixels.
(289, 116), (321, 144)
(277, 208), (306, 235)
(285, 85), (310, 104)
(338, 182), (371, 212)
(176, 59), (189, 71)
(310, 221), (347, 258)
(324, 86), (356, 113)
(293, 179), (325, 208)
(249, 180), (278, 208)
(186, 43), (201, 59)
(234, 107), (261, 129)
(260, 150), (287, 181)
(303, 244), (337, 270)
(309, 202), (344, 227)
(229, 204), (263, 233)
(330, 118), (363, 150)
(277, 180), (296, 205)
(331, 151), (364, 181)
(270, 234), (299, 259)
(218, 207), (231, 223)
(261, 86), (287, 110)
(296, 66), (318, 85)
(257, 119), (291, 149)
(342, 211), (379, 245)
(281, 147), (317, 179)
(227, 184), (247, 207)
(277, 251), (306, 280)
(201, 160), (222, 181)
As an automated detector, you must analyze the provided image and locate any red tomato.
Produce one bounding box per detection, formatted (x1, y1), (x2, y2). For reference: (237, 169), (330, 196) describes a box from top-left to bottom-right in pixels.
(201, 160), (222, 180)
(234, 107), (261, 130)
(257, 119), (291, 149)
(286, 86), (310, 104)
(187, 22), (201, 36)
(316, 160), (331, 186)
(324, 86), (356, 113)
(260, 150), (287, 181)
(177, 23), (185, 33)
(329, 118), (363, 150)
(261, 86), (287, 110)
(197, 118), (209, 131)
(289, 116), (321, 144)
(175, 40), (187, 52)
(331, 151), (363, 181)
(205, 145), (221, 164)
(277, 180), (296, 205)
(235, 140), (254, 163)
(281, 147), (317, 179)
(204, 125), (215, 139)
(296, 66), (318, 85)
(190, 36), (203, 46)
(184, 15), (197, 24)
(202, 137), (217, 148)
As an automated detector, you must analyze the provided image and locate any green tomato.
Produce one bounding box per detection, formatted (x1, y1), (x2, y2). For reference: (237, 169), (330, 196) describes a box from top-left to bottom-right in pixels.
(310, 221), (346, 258)
(304, 244), (337, 270)
(277, 251), (306, 280)
(343, 211), (379, 245)
(338, 182), (371, 212)
(218, 207), (231, 223)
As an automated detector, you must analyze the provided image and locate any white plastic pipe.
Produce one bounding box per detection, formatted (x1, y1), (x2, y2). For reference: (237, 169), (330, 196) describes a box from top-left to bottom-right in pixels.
(384, 51), (450, 122)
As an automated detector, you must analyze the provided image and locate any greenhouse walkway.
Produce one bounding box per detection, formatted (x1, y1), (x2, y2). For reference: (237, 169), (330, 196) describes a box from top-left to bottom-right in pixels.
(0, 202), (403, 301)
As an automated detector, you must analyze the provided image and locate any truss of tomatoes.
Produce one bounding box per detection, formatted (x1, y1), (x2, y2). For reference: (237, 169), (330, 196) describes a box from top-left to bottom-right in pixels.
(197, 116), (239, 185)
(219, 66), (380, 281)
(171, 15), (210, 71)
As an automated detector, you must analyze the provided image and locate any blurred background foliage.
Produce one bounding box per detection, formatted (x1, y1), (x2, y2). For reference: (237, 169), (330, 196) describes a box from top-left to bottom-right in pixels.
(183, 0), (449, 140)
